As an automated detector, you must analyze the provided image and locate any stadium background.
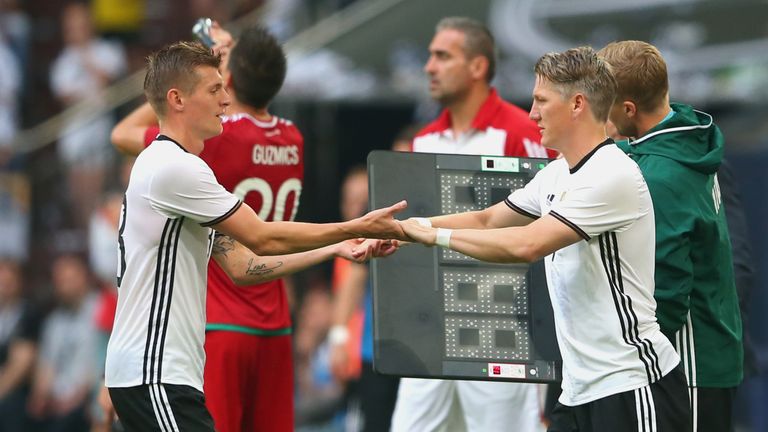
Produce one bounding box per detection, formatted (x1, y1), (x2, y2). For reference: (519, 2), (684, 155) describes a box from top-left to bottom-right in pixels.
(1, 0), (766, 430)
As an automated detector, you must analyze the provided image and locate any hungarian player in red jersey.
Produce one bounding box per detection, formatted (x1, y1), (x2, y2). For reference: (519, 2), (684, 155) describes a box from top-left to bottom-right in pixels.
(111, 24), (324, 432)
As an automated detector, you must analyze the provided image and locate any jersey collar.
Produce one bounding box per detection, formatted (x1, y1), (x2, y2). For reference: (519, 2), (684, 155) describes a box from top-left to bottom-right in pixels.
(470, 88), (504, 131)
(157, 134), (188, 153)
(569, 138), (614, 174)
(222, 113), (278, 129)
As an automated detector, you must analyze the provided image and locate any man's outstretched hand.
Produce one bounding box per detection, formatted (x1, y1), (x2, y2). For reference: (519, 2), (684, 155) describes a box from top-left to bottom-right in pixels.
(354, 200), (409, 241)
(350, 238), (402, 260)
(398, 219), (437, 246)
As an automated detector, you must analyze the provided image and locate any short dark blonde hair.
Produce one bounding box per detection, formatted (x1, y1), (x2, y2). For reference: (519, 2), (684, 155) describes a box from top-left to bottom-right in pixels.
(144, 41), (221, 117)
(598, 40), (668, 113)
(534, 46), (617, 122)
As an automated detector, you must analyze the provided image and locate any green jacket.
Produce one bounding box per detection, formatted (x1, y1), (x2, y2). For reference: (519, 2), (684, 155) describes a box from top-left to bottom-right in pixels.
(617, 103), (743, 387)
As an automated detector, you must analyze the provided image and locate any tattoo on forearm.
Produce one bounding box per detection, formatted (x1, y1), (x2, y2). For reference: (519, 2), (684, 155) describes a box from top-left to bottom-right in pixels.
(245, 258), (284, 277)
(212, 234), (236, 258)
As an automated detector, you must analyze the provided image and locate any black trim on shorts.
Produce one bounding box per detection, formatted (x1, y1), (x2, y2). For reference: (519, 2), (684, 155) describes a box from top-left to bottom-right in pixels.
(109, 384), (215, 432)
(546, 366), (691, 432)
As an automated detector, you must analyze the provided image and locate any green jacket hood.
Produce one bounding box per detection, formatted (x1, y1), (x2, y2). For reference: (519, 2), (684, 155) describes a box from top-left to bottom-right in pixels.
(617, 103), (724, 174)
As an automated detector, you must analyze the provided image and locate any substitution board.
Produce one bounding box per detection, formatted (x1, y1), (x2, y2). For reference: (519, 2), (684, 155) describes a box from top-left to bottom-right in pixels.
(368, 150), (560, 383)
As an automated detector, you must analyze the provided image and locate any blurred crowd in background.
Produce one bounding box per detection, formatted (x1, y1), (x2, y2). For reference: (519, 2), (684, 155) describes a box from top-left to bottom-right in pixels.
(0, 0), (767, 431)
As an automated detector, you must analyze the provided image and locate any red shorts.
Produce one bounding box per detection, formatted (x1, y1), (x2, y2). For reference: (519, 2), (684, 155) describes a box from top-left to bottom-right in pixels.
(204, 331), (293, 432)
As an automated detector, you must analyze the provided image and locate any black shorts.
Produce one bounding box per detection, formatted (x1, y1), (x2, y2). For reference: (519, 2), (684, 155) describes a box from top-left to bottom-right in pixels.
(547, 366), (691, 432)
(109, 384), (215, 432)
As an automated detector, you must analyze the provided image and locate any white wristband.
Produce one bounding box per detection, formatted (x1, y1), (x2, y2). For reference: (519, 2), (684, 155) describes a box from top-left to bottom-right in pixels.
(435, 228), (453, 249)
(328, 325), (349, 345)
(413, 217), (432, 227)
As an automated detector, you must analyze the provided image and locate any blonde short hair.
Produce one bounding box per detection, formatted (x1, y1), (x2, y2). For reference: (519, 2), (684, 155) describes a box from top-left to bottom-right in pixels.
(144, 41), (221, 117)
(534, 46), (617, 122)
(598, 40), (669, 112)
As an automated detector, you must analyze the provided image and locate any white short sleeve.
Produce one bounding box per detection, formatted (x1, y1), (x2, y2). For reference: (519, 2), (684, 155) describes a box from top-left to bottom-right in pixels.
(549, 169), (643, 240)
(504, 160), (556, 219)
(148, 157), (241, 226)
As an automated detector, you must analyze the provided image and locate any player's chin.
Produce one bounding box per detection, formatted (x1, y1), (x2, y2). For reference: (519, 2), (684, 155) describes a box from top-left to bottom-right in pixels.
(203, 125), (224, 140)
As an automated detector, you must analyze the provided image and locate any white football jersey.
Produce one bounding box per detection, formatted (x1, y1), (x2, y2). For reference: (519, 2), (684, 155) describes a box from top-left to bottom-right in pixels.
(506, 141), (679, 406)
(105, 136), (241, 392)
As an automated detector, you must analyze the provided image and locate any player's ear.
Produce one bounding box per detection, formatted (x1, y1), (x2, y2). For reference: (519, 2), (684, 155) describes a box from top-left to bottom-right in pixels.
(469, 55), (489, 81)
(623, 101), (638, 119)
(166, 88), (184, 112)
(571, 93), (587, 117)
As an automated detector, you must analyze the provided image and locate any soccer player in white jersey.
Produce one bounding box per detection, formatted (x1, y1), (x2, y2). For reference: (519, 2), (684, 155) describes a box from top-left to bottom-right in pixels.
(397, 47), (691, 432)
(104, 41), (406, 432)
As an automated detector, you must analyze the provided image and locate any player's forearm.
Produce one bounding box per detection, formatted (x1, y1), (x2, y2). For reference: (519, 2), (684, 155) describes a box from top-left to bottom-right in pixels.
(111, 102), (158, 156)
(241, 221), (358, 256)
(212, 234), (342, 285)
(213, 205), (353, 255)
(446, 228), (539, 263)
(250, 219), (400, 256)
(216, 201), (405, 256)
(428, 202), (530, 230)
(428, 210), (490, 230)
(435, 215), (579, 263)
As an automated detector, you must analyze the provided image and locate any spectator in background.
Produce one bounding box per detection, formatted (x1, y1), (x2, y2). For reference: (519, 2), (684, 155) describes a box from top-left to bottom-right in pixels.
(0, 31), (21, 165)
(390, 124), (422, 152)
(87, 188), (126, 431)
(329, 165), (400, 432)
(28, 253), (99, 432)
(0, 258), (42, 432)
(0, 0), (30, 69)
(295, 282), (345, 431)
(50, 2), (127, 227)
(328, 167), (368, 388)
(0, 30), (31, 260)
(391, 16), (553, 432)
(0, 173), (30, 261)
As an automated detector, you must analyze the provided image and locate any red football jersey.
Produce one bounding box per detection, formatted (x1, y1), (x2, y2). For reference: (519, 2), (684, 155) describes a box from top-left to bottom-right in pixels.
(412, 88), (556, 159)
(144, 113), (304, 330)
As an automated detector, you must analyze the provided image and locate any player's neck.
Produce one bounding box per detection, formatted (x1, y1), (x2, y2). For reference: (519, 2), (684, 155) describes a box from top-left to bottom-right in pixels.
(158, 121), (204, 155)
(635, 104), (672, 138)
(230, 100), (272, 122)
(447, 85), (489, 135)
(561, 125), (610, 169)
